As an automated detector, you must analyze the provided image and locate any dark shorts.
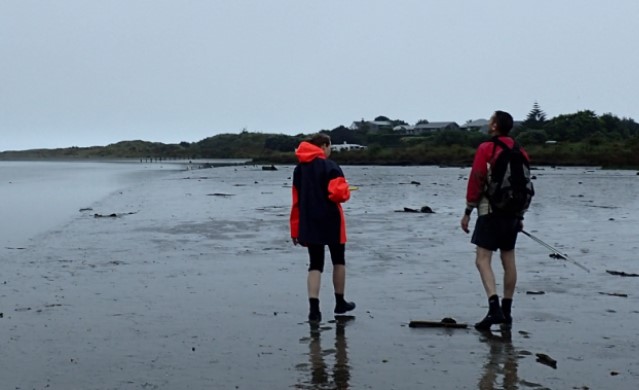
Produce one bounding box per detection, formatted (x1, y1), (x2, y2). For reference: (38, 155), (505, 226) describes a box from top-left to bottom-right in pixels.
(307, 244), (345, 272)
(471, 214), (520, 252)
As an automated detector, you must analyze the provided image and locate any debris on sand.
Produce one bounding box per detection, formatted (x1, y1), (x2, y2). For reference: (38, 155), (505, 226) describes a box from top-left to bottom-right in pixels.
(526, 291), (545, 295)
(94, 212), (137, 218)
(598, 292), (628, 298)
(408, 317), (468, 329)
(396, 206), (435, 213)
(549, 253), (567, 260)
(207, 193), (235, 197)
(535, 353), (557, 369)
(262, 165), (277, 171)
(606, 270), (639, 277)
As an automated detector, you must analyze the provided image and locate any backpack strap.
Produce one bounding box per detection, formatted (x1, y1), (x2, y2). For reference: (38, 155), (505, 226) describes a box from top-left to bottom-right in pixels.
(490, 136), (513, 162)
(492, 136), (514, 151)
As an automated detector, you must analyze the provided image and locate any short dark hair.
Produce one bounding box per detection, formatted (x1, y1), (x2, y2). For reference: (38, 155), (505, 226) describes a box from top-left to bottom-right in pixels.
(307, 133), (331, 147)
(493, 111), (514, 135)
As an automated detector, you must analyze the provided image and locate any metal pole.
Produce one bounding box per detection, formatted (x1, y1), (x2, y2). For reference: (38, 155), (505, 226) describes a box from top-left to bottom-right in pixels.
(521, 230), (590, 273)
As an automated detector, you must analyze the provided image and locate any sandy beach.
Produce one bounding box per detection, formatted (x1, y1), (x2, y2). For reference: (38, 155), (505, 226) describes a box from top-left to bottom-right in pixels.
(2, 164), (638, 389)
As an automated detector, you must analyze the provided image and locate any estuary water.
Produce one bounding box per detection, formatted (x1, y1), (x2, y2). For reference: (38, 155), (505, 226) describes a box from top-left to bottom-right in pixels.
(0, 160), (185, 252)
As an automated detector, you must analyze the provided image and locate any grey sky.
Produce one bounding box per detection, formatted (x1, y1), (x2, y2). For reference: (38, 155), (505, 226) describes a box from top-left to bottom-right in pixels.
(2, 1), (638, 151)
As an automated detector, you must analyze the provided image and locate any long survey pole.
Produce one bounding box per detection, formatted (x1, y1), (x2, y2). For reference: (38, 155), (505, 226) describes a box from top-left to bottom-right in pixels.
(521, 230), (591, 273)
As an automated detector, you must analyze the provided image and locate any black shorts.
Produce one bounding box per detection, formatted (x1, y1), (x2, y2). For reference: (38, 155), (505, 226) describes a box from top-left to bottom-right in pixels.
(307, 244), (345, 272)
(471, 214), (520, 252)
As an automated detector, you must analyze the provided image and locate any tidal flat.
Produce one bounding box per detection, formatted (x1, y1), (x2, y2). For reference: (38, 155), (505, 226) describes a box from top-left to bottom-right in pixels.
(1, 164), (638, 389)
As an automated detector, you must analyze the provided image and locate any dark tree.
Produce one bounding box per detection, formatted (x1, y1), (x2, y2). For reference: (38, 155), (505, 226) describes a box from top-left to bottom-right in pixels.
(523, 101), (547, 129)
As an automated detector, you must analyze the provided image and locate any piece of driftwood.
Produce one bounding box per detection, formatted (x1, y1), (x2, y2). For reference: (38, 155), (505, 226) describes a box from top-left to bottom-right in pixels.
(94, 211), (137, 218)
(526, 290), (545, 295)
(598, 292), (628, 298)
(606, 270), (639, 277)
(409, 318), (468, 329)
(535, 353), (557, 369)
(395, 206), (435, 213)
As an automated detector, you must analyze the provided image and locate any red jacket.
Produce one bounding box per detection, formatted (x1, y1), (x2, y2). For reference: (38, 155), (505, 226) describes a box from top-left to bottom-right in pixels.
(466, 136), (530, 209)
(290, 142), (350, 245)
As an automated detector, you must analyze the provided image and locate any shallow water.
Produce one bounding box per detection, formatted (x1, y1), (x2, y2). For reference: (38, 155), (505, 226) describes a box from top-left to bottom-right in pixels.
(0, 160), (188, 250)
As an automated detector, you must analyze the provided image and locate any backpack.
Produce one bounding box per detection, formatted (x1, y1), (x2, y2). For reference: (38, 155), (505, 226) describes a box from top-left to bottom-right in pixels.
(485, 137), (535, 215)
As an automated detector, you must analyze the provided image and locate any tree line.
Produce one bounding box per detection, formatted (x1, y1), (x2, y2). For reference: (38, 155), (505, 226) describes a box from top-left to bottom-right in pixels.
(2, 106), (639, 168)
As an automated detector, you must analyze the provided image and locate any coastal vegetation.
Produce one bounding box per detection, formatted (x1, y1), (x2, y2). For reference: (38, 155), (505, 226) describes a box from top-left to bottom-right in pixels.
(2, 106), (639, 168)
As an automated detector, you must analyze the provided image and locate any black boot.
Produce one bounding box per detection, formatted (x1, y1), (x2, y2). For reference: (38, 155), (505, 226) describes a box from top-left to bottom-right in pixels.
(308, 298), (322, 323)
(474, 295), (505, 331)
(334, 293), (356, 316)
(501, 298), (513, 330)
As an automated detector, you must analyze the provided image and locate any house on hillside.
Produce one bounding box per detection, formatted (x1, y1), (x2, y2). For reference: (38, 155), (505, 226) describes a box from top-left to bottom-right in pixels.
(393, 124), (414, 134)
(349, 120), (393, 133)
(412, 122), (460, 134)
(462, 119), (490, 133)
(462, 119), (524, 134)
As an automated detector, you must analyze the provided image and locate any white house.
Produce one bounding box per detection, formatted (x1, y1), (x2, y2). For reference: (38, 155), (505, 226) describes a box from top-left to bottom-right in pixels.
(331, 141), (367, 152)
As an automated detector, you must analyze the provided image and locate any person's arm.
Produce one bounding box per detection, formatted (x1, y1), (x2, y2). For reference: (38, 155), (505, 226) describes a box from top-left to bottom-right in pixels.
(517, 145), (532, 224)
(461, 143), (490, 233)
(466, 143), (491, 208)
(290, 168), (300, 245)
(327, 165), (350, 203)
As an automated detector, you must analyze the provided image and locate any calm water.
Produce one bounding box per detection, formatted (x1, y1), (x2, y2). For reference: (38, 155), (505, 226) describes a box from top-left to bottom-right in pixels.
(0, 160), (185, 251)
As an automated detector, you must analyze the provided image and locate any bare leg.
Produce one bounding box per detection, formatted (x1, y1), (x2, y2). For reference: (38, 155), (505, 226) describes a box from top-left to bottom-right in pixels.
(333, 265), (345, 295)
(500, 250), (517, 299)
(308, 270), (321, 298)
(475, 247), (497, 298)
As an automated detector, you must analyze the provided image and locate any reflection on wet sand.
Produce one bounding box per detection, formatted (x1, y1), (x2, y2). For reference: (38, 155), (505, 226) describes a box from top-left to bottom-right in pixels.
(478, 330), (518, 390)
(296, 316), (354, 389)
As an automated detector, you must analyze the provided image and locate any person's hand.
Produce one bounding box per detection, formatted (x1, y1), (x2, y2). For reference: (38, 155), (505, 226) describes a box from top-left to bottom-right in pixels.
(292, 237), (299, 246)
(461, 214), (470, 234)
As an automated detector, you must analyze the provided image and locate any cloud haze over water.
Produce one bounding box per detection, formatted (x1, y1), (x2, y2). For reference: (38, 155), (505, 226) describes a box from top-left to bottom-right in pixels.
(1, 1), (638, 151)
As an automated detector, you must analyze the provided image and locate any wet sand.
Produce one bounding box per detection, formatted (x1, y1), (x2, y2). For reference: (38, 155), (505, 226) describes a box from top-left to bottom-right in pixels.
(2, 165), (638, 389)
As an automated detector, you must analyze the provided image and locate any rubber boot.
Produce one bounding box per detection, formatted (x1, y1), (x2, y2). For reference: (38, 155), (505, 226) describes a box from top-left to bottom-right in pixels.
(308, 298), (322, 323)
(334, 293), (356, 316)
(474, 295), (505, 330)
(500, 298), (513, 330)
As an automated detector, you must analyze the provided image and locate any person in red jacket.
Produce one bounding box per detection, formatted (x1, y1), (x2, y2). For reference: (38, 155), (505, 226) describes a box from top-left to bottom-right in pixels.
(460, 111), (530, 331)
(290, 133), (355, 323)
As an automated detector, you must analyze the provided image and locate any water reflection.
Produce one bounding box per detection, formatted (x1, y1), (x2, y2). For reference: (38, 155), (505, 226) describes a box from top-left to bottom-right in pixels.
(296, 316), (354, 389)
(478, 330), (518, 390)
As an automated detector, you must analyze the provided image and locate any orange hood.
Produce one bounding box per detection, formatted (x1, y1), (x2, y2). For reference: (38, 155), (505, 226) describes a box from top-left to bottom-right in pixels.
(295, 141), (326, 163)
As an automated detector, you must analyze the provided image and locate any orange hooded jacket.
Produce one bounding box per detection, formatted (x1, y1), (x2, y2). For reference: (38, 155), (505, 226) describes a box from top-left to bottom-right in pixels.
(290, 141), (350, 245)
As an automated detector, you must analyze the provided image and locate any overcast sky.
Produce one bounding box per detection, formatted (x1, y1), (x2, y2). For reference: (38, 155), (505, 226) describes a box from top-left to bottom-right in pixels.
(1, 1), (638, 151)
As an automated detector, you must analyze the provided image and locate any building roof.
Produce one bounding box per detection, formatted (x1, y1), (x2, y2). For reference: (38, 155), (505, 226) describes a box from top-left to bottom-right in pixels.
(462, 119), (489, 128)
(414, 122), (459, 129)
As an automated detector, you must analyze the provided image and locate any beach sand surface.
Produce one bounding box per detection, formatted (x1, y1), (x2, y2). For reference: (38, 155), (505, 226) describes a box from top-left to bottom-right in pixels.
(1, 165), (638, 389)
